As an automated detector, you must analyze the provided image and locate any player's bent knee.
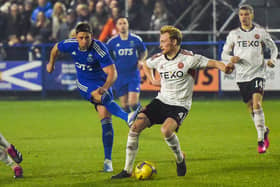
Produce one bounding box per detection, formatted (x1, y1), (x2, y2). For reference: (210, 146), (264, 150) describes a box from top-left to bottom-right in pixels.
(131, 113), (149, 133)
(161, 126), (171, 137)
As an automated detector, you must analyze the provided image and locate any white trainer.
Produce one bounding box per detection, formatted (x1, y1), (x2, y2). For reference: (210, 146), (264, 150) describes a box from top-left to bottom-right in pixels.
(104, 159), (113, 172)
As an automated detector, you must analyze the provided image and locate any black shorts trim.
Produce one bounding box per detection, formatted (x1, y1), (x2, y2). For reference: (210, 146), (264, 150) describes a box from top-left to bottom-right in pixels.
(237, 77), (265, 103)
(141, 99), (188, 130)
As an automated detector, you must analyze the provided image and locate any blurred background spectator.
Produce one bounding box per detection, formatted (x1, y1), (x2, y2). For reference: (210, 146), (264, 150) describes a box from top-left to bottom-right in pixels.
(75, 3), (89, 22)
(0, 0), (279, 45)
(51, 2), (66, 41)
(6, 3), (22, 46)
(98, 6), (120, 42)
(31, 0), (53, 24)
(149, 0), (168, 31)
(57, 9), (76, 40)
(27, 11), (52, 44)
(19, 0), (33, 42)
(89, 0), (108, 38)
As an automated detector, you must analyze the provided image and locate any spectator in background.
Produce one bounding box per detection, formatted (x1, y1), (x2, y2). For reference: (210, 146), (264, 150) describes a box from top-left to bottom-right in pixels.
(57, 9), (77, 40)
(88, 0), (96, 16)
(19, 0), (33, 42)
(6, 3), (22, 45)
(0, 10), (7, 43)
(76, 3), (89, 22)
(103, 0), (112, 12)
(0, 1), (11, 14)
(17, 2), (24, 14)
(98, 6), (120, 42)
(31, 0), (53, 24)
(109, 0), (118, 9)
(150, 0), (168, 30)
(52, 2), (66, 41)
(139, 0), (154, 30)
(27, 11), (52, 44)
(89, 0), (108, 38)
(126, 0), (141, 30)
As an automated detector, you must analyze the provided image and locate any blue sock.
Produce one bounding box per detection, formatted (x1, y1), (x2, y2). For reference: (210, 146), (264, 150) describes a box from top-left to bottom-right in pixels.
(131, 103), (141, 111)
(101, 118), (114, 160)
(103, 101), (128, 122)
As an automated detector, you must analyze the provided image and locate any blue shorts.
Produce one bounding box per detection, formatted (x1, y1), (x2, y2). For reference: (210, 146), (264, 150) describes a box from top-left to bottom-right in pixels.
(112, 76), (140, 98)
(77, 80), (113, 103)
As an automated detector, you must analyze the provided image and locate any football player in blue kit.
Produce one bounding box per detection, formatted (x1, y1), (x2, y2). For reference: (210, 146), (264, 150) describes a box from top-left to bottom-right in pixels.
(46, 22), (141, 172)
(107, 17), (147, 113)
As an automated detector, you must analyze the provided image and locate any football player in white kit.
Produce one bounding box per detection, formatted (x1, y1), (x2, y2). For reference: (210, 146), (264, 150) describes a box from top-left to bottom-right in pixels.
(221, 4), (278, 154)
(0, 133), (23, 178)
(111, 25), (234, 179)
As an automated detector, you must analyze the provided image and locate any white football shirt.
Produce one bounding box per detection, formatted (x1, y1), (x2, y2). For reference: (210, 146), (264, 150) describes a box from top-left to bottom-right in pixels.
(222, 25), (278, 82)
(146, 49), (209, 110)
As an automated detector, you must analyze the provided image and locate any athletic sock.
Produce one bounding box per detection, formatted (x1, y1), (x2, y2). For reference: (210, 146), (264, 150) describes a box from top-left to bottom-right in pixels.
(0, 133), (10, 148)
(124, 130), (139, 173)
(253, 108), (266, 141)
(104, 100), (128, 122)
(164, 133), (184, 163)
(101, 118), (114, 160)
(0, 147), (14, 167)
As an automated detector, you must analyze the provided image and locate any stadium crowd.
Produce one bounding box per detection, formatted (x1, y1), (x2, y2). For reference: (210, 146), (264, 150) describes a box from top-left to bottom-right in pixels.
(0, 0), (187, 46)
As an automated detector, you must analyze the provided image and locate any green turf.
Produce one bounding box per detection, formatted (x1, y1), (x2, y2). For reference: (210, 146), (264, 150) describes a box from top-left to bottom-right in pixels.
(0, 99), (279, 187)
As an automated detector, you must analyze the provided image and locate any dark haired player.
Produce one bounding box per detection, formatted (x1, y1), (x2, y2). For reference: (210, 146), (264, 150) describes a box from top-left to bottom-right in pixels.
(47, 22), (141, 172)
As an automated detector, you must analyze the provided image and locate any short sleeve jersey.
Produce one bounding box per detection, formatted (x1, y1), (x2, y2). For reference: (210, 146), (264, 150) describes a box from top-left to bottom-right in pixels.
(106, 33), (146, 77)
(222, 25), (278, 82)
(146, 49), (209, 110)
(57, 38), (114, 83)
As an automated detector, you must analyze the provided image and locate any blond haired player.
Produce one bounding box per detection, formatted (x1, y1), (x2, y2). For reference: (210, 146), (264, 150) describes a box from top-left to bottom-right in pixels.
(111, 25), (233, 178)
(221, 4), (278, 153)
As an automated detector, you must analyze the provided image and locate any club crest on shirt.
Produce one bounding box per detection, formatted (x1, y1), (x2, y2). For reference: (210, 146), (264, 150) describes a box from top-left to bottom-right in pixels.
(178, 62), (184, 69)
(130, 41), (135, 47)
(87, 54), (93, 62)
(116, 43), (120, 47)
(255, 34), (260, 39)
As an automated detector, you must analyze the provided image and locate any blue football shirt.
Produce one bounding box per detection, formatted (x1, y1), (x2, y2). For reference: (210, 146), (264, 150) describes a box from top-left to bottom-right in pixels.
(106, 33), (146, 78)
(57, 38), (114, 83)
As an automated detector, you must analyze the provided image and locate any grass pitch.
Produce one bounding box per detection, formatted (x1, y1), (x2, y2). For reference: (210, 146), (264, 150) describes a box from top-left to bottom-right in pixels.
(0, 99), (279, 187)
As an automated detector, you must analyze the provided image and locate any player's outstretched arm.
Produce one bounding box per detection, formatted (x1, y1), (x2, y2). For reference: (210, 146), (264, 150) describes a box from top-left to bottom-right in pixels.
(143, 61), (160, 86)
(207, 60), (234, 74)
(46, 43), (59, 73)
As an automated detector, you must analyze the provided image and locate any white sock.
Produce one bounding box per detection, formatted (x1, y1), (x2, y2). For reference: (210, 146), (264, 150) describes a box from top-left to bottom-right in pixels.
(124, 130), (139, 174)
(253, 108), (266, 141)
(251, 112), (267, 129)
(0, 147), (14, 167)
(0, 133), (10, 148)
(164, 133), (184, 163)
